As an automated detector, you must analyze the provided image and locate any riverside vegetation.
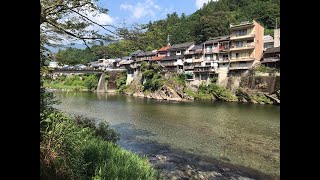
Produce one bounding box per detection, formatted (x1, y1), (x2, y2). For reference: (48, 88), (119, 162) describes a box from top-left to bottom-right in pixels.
(45, 62), (279, 105)
(110, 62), (278, 104)
(40, 110), (159, 179)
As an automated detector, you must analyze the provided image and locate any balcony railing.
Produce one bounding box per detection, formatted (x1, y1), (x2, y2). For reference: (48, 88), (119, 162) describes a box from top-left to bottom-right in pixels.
(161, 62), (176, 66)
(219, 46), (229, 51)
(230, 57), (254, 62)
(230, 34), (255, 40)
(184, 65), (194, 70)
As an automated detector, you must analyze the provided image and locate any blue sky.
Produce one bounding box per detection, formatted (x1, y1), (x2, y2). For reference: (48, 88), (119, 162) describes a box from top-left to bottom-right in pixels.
(50, 0), (212, 48)
(95, 0), (212, 25)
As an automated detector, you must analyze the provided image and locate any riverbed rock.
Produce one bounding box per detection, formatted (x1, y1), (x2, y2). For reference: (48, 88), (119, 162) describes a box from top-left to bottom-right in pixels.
(156, 155), (168, 161)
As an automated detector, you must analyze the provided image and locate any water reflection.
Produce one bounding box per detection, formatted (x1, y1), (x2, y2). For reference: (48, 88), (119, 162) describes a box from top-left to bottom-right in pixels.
(54, 91), (280, 176)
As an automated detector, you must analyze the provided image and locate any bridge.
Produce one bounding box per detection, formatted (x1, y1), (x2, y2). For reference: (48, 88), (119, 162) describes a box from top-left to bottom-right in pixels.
(49, 68), (127, 93)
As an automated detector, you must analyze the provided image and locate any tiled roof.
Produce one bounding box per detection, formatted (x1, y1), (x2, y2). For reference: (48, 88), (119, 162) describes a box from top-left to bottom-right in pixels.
(264, 47), (280, 54)
(169, 42), (194, 50)
(119, 60), (134, 65)
(150, 56), (165, 61)
(130, 50), (142, 56)
(191, 45), (203, 50)
(137, 51), (157, 57)
(158, 45), (171, 52)
(204, 35), (230, 44)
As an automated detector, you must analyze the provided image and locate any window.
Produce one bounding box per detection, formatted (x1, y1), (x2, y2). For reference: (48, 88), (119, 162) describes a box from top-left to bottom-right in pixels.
(236, 41), (243, 47)
(236, 53), (239, 58)
(236, 29), (247, 36)
(247, 39), (253, 43)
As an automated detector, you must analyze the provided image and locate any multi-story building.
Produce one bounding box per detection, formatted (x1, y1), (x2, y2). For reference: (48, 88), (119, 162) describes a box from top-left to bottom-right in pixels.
(228, 20), (264, 76)
(263, 35), (274, 51)
(274, 28), (280, 47)
(159, 42), (194, 73)
(183, 44), (202, 79)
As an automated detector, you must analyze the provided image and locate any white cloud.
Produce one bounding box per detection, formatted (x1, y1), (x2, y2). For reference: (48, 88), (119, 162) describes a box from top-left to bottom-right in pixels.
(86, 11), (114, 25)
(195, 0), (215, 9)
(120, 0), (161, 19)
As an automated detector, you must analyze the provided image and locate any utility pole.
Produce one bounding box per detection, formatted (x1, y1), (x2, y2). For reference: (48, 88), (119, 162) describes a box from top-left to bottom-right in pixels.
(167, 34), (172, 46)
(275, 18), (278, 29)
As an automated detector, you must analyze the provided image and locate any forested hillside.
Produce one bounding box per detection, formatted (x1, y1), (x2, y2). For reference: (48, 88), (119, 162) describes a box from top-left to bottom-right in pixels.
(55, 0), (280, 65)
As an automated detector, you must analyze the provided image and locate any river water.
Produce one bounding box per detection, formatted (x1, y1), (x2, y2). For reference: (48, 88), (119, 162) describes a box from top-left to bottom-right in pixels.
(53, 91), (280, 177)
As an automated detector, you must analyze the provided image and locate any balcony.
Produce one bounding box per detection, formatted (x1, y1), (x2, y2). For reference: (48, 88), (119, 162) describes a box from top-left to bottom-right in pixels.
(230, 44), (255, 51)
(205, 50), (214, 54)
(218, 58), (230, 63)
(194, 68), (214, 73)
(230, 57), (255, 62)
(229, 63), (251, 70)
(161, 62), (176, 66)
(184, 65), (194, 70)
(185, 58), (193, 63)
(213, 48), (219, 53)
(230, 34), (255, 40)
(218, 46), (229, 52)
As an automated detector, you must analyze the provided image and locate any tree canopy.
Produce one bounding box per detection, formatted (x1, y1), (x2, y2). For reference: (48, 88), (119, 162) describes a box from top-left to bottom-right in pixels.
(51, 0), (280, 65)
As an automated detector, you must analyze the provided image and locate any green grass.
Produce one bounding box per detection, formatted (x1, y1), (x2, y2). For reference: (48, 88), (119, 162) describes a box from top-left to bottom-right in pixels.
(43, 74), (98, 91)
(40, 112), (159, 180)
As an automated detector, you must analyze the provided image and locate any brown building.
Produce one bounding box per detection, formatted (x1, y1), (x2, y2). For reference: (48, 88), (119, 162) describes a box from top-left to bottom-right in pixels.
(228, 20), (264, 76)
(261, 47), (280, 69)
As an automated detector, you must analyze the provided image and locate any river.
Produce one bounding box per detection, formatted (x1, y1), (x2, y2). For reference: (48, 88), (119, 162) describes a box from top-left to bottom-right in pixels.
(53, 91), (280, 178)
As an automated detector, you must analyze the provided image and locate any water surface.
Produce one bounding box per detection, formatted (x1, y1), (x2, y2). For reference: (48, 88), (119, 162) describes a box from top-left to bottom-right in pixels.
(53, 91), (280, 176)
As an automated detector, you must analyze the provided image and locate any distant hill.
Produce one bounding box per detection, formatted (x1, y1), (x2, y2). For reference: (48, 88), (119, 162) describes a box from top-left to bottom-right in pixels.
(45, 43), (88, 53)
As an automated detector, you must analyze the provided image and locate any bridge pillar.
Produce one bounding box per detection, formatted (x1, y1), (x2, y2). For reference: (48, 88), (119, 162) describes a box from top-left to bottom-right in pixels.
(97, 73), (106, 93)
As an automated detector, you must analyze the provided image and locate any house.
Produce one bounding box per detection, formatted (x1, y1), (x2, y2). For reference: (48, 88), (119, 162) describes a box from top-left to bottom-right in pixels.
(88, 61), (100, 70)
(48, 61), (59, 68)
(228, 20), (264, 77)
(145, 45), (169, 72)
(263, 35), (274, 51)
(159, 42), (194, 73)
(183, 44), (202, 79)
(261, 47), (280, 69)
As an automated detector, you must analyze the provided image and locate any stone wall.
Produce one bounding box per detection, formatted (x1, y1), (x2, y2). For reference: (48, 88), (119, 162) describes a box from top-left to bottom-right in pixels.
(240, 76), (280, 93)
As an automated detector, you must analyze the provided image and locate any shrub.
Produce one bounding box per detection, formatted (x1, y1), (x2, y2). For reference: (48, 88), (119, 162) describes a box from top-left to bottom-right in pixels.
(84, 74), (98, 91)
(251, 94), (273, 104)
(40, 112), (158, 180)
(115, 72), (127, 93)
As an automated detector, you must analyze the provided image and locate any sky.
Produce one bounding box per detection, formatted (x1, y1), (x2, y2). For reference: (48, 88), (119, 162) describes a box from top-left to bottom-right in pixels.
(49, 0), (213, 48)
(95, 0), (213, 26)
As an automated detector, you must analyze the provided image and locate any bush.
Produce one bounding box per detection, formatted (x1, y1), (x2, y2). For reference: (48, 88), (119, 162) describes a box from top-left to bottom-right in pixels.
(254, 65), (279, 74)
(115, 72), (127, 93)
(84, 74), (98, 91)
(40, 112), (158, 180)
(208, 83), (237, 101)
(184, 88), (196, 97)
(251, 94), (273, 104)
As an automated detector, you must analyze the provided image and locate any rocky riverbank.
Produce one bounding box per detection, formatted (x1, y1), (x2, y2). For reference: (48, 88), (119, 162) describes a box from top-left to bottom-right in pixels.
(146, 152), (279, 180)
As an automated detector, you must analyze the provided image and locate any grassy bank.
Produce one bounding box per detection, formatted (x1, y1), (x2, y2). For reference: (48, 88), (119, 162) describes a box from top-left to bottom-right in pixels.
(40, 112), (159, 180)
(185, 81), (238, 101)
(43, 74), (100, 91)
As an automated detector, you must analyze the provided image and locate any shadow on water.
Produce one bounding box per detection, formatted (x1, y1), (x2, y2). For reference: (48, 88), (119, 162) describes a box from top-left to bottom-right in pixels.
(112, 123), (279, 180)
